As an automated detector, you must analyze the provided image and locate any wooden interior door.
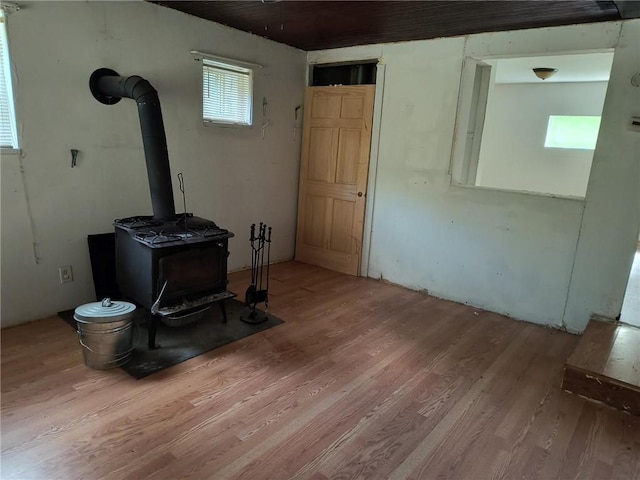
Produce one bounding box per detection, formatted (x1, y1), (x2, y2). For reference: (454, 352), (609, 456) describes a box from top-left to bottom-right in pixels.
(295, 85), (375, 276)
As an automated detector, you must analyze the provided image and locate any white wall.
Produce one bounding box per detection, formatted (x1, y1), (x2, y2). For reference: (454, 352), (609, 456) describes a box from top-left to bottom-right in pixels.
(477, 82), (608, 197)
(0, 1), (305, 327)
(563, 20), (640, 332)
(309, 20), (640, 333)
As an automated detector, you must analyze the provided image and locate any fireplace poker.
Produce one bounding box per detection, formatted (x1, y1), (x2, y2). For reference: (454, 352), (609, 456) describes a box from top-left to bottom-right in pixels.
(250, 223), (256, 286)
(265, 226), (271, 307)
(259, 223), (266, 293)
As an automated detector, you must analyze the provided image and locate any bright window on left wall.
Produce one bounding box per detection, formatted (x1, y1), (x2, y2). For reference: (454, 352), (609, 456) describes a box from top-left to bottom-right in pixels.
(0, 10), (18, 150)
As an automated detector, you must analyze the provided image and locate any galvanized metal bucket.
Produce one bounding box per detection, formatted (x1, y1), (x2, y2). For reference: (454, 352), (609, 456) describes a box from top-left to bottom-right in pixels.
(74, 298), (136, 370)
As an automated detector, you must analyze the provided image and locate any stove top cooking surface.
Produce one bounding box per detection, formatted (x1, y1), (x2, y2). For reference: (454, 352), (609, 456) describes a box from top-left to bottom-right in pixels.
(115, 214), (233, 247)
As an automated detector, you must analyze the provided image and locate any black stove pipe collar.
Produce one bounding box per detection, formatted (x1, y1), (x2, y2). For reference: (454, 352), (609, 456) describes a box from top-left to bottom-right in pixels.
(90, 68), (176, 221)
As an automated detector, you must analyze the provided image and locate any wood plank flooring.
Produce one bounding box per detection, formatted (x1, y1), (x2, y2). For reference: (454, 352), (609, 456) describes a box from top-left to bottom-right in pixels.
(2, 261), (640, 480)
(563, 319), (640, 415)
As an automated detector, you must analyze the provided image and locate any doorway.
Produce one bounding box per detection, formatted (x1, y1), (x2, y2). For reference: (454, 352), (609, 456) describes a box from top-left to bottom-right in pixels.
(619, 239), (640, 327)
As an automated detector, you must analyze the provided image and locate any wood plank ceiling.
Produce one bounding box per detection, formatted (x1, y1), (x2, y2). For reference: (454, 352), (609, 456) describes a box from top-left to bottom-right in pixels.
(150, 1), (621, 51)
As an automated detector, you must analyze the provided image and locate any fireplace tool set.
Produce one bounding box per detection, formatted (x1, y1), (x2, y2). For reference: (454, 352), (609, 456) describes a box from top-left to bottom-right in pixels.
(242, 223), (272, 324)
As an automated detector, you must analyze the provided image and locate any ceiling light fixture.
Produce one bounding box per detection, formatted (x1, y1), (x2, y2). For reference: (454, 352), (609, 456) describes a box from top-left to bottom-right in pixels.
(532, 68), (558, 80)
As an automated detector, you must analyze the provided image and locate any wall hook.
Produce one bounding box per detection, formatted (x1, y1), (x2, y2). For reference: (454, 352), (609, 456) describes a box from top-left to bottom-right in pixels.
(70, 149), (79, 168)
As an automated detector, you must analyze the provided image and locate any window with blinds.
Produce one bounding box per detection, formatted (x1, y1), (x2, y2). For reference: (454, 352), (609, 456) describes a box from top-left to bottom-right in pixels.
(0, 10), (18, 149)
(202, 59), (252, 126)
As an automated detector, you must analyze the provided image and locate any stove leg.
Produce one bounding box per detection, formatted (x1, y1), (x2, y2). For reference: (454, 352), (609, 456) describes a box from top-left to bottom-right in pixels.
(148, 313), (160, 349)
(218, 300), (228, 324)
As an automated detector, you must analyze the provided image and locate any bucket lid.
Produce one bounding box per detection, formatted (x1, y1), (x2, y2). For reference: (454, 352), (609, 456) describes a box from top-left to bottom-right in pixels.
(74, 297), (136, 323)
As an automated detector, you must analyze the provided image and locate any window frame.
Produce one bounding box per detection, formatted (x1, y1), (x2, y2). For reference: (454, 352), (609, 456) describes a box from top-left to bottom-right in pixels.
(0, 9), (19, 152)
(450, 57), (489, 186)
(201, 58), (253, 127)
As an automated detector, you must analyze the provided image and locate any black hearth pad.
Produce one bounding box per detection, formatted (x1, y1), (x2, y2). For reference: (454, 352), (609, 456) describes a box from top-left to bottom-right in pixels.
(58, 299), (283, 379)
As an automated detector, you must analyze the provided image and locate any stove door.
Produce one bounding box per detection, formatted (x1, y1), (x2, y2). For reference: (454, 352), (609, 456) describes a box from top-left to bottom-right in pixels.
(158, 242), (228, 306)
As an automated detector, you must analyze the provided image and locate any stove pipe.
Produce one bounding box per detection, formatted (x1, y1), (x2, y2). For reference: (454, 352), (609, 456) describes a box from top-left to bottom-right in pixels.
(89, 68), (176, 220)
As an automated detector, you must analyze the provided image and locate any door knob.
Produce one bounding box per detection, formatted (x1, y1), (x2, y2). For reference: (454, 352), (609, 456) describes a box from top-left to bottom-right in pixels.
(357, 192), (363, 197)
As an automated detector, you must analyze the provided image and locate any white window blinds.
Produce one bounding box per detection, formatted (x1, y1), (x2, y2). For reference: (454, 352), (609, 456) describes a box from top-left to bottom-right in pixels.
(202, 59), (252, 126)
(0, 11), (18, 149)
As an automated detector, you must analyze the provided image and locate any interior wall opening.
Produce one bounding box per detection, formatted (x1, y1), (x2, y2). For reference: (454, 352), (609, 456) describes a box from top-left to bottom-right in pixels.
(451, 50), (615, 198)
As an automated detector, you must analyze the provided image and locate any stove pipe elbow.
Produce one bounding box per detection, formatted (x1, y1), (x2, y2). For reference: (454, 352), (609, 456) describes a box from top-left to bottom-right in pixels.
(89, 68), (176, 221)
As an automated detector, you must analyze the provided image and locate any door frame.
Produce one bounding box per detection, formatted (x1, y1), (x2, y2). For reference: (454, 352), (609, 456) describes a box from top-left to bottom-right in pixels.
(301, 60), (386, 277)
(360, 62), (386, 277)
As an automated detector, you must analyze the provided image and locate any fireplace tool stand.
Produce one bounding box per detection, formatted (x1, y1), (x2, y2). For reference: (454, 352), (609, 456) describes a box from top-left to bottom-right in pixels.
(241, 223), (271, 324)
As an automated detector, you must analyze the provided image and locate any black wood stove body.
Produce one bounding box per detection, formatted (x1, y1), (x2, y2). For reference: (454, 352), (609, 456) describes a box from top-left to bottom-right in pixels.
(90, 68), (235, 349)
(114, 215), (234, 348)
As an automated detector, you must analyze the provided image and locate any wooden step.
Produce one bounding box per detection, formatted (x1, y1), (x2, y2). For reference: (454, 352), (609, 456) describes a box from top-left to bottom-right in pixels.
(562, 319), (640, 415)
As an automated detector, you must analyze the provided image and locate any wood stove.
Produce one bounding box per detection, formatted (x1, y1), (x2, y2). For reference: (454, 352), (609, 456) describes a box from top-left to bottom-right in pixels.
(114, 214), (235, 348)
(90, 68), (235, 349)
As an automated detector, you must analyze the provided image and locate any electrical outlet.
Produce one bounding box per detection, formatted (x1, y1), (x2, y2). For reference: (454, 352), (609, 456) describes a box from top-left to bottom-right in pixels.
(59, 265), (73, 284)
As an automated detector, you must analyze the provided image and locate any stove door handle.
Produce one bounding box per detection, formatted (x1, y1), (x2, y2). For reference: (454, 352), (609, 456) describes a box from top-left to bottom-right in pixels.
(151, 280), (168, 315)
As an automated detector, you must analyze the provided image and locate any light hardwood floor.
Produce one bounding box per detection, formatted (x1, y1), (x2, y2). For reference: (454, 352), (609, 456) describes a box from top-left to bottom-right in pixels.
(2, 261), (639, 480)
